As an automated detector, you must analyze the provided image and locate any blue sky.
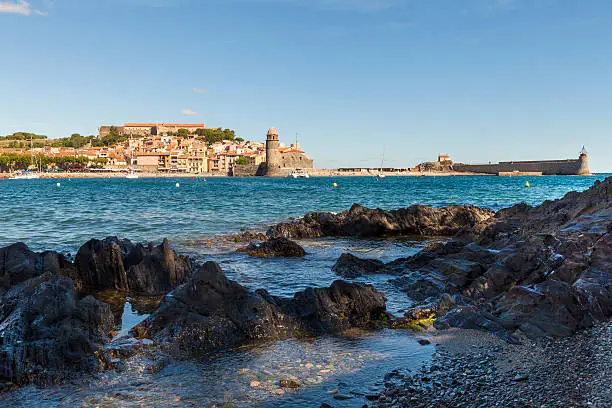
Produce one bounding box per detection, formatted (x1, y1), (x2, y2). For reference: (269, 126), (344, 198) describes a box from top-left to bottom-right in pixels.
(1, 0), (611, 171)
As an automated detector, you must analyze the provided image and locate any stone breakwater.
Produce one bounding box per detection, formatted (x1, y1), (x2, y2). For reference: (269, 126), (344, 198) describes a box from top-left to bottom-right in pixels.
(0, 177), (610, 401)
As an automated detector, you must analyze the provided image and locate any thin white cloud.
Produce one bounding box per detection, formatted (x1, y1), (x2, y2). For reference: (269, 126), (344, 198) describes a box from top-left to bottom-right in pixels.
(0, 0), (45, 16)
(181, 109), (199, 116)
(192, 88), (206, 94)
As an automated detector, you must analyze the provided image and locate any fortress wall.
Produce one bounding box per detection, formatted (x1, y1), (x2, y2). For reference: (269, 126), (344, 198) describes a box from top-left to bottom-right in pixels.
(232, 164), (259, 177)
(453, 158), (587, 175)
(279, 152), (314, 169)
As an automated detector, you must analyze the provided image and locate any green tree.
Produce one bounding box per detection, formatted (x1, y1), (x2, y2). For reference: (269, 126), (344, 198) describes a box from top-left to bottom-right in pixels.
(234, 157), (250, 165)
(177, 128), (190, 137)
(235, 137), (245, 143)
(194, 128), (237, 145)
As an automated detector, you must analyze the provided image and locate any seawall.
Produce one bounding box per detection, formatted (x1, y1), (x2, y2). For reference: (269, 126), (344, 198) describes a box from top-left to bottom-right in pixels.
(453, 156), (589, 176)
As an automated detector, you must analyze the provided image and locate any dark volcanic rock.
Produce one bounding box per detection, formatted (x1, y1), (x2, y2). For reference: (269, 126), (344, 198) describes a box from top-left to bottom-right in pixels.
(331, 253), (385, 279)
(131, 262), (387, 357)
(74, 237), (193, 295)
(0, 242), (73, 291)
(267, 203), (494, 239)
(130, 262), (292, 356)
(389, 176), (612, 341)
(239, 237), (306, 258)
(283, 279), (387, 333)
(0, 274), (114, 385)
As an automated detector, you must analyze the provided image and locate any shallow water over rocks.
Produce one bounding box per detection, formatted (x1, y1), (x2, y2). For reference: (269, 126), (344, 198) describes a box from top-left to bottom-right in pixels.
(1, 330), (432, 407)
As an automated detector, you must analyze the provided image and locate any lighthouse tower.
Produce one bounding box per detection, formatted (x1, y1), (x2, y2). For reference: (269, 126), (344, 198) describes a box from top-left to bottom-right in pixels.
(577, 146), (590, 175)
(265, 127), (281, 176)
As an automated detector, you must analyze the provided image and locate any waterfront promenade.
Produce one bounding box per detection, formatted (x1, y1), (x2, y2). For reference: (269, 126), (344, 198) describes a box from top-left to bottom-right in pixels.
(0, 170), (493, 179)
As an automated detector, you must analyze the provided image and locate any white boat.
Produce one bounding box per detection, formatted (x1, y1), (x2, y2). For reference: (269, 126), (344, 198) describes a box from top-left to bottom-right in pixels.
(288, 169), (310, 178)
(11, 171), (40, 180)
(375, 149), (386, 179)
(126, 169), (139, 179)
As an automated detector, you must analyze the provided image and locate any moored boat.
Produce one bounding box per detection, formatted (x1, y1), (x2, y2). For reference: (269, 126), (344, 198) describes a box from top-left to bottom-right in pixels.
(288, 169), (310, 178)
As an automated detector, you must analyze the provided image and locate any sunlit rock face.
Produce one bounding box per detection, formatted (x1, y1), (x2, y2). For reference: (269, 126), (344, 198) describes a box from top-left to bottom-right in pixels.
(267, 204), (494, 239)
(390, 177), (612, 341)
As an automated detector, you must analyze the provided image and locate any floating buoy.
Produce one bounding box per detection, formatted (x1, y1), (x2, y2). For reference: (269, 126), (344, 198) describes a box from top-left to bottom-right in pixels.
(175, 182), (180, 188)
(524, 181), (530, 188)
(56, 182), (61, 187)
(332, 182), (338, 188)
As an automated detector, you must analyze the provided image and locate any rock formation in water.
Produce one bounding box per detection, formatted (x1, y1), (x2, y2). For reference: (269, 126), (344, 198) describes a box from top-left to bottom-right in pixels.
(131, 261), (387, 357)
(74, 237), (194, 295)
(0, 177), (609, 387)
(0, 274), (114, 385)
(331, 253), (386, 279)
(267, 203), (494, 239)
(237, 237), (306, 258)
(391, 177), (611, 340)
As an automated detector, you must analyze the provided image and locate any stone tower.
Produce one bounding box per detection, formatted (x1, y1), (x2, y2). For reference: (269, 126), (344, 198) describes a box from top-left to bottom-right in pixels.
(265, 127), (281, 175)
(577, 146), (590, 175)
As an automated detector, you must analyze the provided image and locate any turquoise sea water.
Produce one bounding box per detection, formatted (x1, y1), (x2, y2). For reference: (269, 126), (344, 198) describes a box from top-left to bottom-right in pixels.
(0, 175), (606, 254)
(0, 174), (608, 407)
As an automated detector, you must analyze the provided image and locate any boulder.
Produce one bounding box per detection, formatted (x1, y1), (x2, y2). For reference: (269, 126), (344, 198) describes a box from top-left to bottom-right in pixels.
(131, 262), (388, 357)
(283, 279), (388, 333)
(0, 274), (114, 385)
(331, 253), (385, 279)
(239, 237), (306, 258)
(0, 242), (73, 291)
(74, 237), (193, 295)
(131, 262), (291, 357)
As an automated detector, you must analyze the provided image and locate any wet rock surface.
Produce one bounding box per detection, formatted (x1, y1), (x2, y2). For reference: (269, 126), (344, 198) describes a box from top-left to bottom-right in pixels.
(74, 237), (194, 295)
(331, 253), (386, 279)
(267, 203), (494, 239)
(239, 237), (306, 258)
(0, 274), (114, 385)
(131, 262), (388, 357)
(375, 320), (612, 408)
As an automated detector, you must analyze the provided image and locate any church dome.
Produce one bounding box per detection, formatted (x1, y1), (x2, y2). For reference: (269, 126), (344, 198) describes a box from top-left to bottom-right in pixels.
(267, 127), (279, 137)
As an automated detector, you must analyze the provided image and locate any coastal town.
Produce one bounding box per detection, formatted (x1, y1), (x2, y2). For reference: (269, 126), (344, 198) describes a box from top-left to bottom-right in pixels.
(0, 123), (314, 177)
(0, 123), (590, 177)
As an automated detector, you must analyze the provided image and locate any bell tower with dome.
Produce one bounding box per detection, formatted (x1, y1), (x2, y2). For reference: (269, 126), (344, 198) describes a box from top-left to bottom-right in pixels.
(265, 127), (281, 175)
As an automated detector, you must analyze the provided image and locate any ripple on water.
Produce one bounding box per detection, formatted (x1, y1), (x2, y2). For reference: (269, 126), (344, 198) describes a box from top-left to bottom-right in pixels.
(0, 330), (432, 408)
(0, 175), (604, 252)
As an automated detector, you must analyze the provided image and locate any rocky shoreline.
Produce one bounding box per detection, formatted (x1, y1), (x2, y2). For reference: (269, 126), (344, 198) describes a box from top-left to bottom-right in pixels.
(374, 319), (611, 408)
(0, 177), (610, 406)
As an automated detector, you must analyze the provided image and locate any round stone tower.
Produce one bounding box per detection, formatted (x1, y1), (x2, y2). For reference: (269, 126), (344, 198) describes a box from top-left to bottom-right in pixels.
(577, 146), (590, 175)
(265, 127), (281, 175)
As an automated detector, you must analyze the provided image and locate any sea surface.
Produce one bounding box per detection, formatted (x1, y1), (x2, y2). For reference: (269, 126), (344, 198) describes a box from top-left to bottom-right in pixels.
(0, 174), (607, 407)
